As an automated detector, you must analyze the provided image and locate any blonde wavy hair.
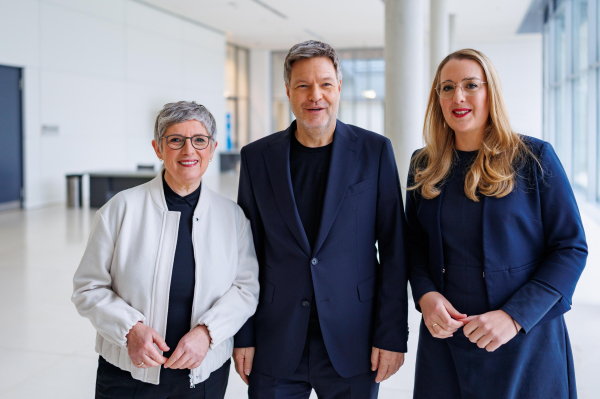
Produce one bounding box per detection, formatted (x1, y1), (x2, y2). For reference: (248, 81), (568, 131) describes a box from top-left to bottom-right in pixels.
(409, 49), (534, 201)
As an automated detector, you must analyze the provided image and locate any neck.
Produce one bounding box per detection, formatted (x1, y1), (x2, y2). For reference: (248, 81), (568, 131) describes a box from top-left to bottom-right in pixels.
(164, 170), (200, 197)
(454, 129), (484, 151)
(295, 119), (336, 148)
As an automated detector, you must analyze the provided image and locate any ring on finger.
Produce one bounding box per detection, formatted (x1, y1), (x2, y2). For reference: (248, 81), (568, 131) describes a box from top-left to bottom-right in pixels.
(431, 322), (439, 330)
(137, 361), (144, 367)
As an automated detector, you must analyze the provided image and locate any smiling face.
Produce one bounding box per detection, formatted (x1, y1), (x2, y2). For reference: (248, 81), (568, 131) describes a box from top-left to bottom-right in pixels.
(152, 119), (217, 193)
(286, 56), (341, 136)
(439, 59), (489, 149)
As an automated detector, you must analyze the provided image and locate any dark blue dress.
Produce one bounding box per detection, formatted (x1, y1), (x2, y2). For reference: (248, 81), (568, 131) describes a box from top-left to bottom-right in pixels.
(412, 150), (574, 399)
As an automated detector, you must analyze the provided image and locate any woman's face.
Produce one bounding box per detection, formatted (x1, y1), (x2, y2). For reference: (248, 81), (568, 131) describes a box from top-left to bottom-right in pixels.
(438, 59), (489, 142)
(152, 120), (216, 187)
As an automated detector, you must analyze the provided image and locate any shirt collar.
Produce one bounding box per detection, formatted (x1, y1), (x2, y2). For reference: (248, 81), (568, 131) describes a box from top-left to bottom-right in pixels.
(162, 174), (201, 207)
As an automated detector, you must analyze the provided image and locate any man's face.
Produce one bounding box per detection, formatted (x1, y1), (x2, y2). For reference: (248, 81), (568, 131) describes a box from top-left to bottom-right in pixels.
(286, 57), (341, 132)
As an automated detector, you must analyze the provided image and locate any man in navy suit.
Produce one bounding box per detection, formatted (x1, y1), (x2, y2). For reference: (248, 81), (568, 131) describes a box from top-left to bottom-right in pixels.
(233, 40), (408, 398)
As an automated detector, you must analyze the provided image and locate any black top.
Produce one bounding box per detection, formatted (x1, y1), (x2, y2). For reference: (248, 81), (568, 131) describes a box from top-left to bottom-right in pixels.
(289, 130), (333, 322)
(161, 175), (201, 382)
(439, 150), (489, 316)
(290, 132), (333, 249)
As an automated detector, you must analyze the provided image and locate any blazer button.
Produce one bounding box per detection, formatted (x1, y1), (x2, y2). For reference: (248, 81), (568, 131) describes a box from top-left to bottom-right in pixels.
(302, 300), (310, 308)
(311, 258), (318, 266)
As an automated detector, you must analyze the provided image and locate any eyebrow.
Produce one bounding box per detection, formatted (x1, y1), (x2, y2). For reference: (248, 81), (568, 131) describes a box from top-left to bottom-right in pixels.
(440, 76), (481, 83)
(294, 76), (337, 84)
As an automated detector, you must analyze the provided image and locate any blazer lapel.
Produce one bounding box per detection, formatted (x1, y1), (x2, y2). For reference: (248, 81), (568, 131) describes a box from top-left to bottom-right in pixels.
(312, 121), (362, 256)
(262, 125), (312, 257)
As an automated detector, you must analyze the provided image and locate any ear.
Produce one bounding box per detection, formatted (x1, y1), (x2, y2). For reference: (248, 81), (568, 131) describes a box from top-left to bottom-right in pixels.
(338, 78), (342, 93)
(285, 83), (291, 102)
(152, 140), (162, 160)
(211, 141), (218, 154)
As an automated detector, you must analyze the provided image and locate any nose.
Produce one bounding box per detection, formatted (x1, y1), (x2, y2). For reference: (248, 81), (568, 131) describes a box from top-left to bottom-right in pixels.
(308, 85), (323, 102)
(182, 137), (196, 153)
(453, 85), (466, 103)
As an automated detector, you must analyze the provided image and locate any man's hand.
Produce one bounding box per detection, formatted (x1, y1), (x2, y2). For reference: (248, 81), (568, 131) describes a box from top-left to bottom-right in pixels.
(164, 325), (211, 370)
(126, 322), (169, 368)
(371, 347), (404, 383)
(419, 291), (466, 339)
(462, 310), (521, 352)
(233, 347), (255, 385)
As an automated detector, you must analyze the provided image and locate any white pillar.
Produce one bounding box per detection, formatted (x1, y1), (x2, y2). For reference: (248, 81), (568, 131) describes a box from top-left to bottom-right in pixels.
(430, 0), (449, 79)
(385, 0), (425, 191)
(249, 49), (272, 143)
(449, 14), (457, 52)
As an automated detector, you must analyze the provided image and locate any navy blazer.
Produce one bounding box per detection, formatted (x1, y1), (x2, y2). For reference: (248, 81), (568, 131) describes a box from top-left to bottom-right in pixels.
(234, 120), (409, 379)
(406, 136), (588, 332)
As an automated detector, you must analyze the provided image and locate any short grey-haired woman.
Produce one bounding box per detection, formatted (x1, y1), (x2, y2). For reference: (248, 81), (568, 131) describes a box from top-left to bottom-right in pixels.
(73, 101), (259, 399)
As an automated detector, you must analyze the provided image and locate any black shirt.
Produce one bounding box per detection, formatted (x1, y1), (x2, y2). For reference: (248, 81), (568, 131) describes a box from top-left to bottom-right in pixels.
(290, 131), (333, 249)
(289, 130), (333, 322)
(161, 175), (200, 382)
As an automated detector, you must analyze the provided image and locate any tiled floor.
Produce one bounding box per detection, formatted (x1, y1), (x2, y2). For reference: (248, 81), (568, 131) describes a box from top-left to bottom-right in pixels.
(0, 173), (598, 398)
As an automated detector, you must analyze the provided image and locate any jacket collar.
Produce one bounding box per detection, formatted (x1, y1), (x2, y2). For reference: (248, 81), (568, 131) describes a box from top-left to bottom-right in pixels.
(262, 120), (362, 257)
(148, 170), (213, 220)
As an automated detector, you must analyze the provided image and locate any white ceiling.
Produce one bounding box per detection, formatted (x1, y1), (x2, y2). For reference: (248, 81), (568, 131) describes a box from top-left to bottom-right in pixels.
(141, 0), (537, 50)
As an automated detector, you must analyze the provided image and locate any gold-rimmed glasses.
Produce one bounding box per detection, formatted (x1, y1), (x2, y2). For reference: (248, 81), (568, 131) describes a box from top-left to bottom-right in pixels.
(436, 78), (487, 99)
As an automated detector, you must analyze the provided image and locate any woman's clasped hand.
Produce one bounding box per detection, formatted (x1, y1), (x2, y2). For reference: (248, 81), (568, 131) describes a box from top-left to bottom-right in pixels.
(419, 292), (521, 352)
(126, 322), (212, 370)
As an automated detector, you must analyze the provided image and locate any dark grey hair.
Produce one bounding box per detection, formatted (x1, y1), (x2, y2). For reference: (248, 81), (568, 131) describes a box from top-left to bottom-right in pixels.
(154, 101), (217, 150)
(283, 40), (342, 86)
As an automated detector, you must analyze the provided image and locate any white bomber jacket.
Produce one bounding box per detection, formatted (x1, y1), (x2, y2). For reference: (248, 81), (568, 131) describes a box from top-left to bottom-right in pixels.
(72, 174), (259, 386)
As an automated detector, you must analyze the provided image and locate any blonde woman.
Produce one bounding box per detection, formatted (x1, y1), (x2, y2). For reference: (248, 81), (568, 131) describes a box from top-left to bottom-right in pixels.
(406, 49), (587, 398)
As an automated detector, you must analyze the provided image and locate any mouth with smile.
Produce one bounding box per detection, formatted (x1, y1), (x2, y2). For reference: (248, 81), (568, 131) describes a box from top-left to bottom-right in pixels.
(452, 108), (472, 118)
(178, 159), (199, 167)
(306, 106), (325, 114)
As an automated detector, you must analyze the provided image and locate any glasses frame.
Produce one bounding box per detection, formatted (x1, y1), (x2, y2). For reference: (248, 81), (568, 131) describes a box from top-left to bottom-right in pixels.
(436, 79), (488, 99)
(163, 134), (213, 150)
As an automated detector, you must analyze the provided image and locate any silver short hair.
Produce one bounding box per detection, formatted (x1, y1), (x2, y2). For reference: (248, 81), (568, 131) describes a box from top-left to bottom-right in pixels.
(154, 101), (217, 150)
(283, 40), (342, 86)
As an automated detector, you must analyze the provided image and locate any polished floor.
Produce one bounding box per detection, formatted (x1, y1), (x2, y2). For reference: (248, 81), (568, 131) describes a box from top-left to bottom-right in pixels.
(0, 173), (598, 398)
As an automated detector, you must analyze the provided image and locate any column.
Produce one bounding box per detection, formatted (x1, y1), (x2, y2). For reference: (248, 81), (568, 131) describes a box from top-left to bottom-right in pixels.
(384, 0), (425, 192)
(430, 0), (449, 79)
(249, 49), (272, 143)
(449, 14), (457, 52)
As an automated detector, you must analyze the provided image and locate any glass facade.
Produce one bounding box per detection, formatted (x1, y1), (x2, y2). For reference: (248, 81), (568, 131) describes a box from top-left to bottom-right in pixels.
(225, 44), (250, 150)
(542, 0), (600, 203)
(272, 48), (386, 135)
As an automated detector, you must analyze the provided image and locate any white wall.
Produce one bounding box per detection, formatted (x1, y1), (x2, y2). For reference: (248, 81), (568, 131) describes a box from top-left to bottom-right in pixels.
(0, 0), (226, 208)
(456, 36), (543, 139)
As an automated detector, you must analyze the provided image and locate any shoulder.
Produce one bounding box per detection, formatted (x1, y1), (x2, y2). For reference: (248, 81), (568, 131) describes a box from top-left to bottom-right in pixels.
(99, 180), (152, 215)
(341, 122), (388, 145)
(241, 130), (288, 156)
(519, 134), (548, 157)
(204, 187), (249, 226)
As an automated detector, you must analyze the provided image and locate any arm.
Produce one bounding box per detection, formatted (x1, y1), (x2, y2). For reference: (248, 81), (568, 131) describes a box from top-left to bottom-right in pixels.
(196, 216), (260, 348)
(370, 139), (407, 382)
(72, 211), (146, 348)
(501, 142), (587, 332)
(372, 139), (409, 353)
(234, 147), (265, 348)
(405, 154), (437, 311)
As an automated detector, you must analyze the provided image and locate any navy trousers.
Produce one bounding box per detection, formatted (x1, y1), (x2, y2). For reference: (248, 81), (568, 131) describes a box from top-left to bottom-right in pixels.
(248, 321), (379, 399)
(95, 357), (230, 399)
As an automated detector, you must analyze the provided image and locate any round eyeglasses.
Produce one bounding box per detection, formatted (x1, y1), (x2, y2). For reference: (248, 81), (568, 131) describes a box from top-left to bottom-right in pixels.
(163, 134), (212, 150)
(436, 78), (487, 99)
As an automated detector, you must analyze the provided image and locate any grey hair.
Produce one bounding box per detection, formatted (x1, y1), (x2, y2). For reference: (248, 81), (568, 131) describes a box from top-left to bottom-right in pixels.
(154, 101), (217, 150)
(283, 40), (342, 86)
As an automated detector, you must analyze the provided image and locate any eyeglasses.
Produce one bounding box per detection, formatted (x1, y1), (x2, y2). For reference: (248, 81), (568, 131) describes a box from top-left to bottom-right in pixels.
(163, 134), (212, 150)
(436, 78), (487, 99)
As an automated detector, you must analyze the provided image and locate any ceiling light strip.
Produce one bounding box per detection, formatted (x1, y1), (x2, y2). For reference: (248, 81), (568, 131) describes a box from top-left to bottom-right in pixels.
(130, 0), (225, 35)
(250, 0), (288, 19)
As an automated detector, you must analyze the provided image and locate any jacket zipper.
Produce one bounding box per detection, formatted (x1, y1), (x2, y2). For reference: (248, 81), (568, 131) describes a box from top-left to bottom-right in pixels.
(189, 215), (199, 388)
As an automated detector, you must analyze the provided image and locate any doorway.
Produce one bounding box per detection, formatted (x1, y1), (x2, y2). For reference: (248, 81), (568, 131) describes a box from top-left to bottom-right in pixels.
(0, 65), (23, 211)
